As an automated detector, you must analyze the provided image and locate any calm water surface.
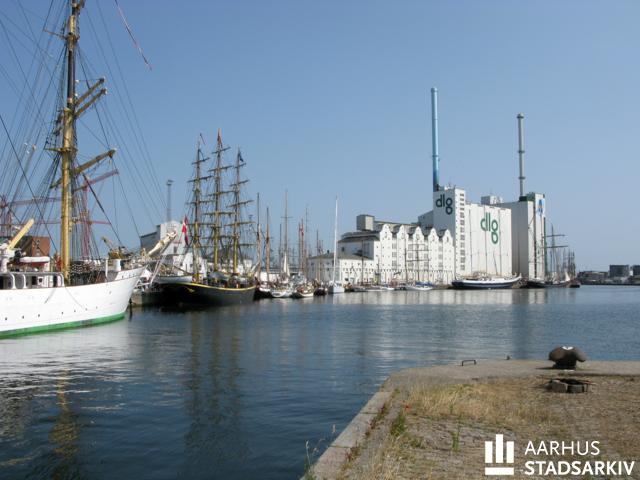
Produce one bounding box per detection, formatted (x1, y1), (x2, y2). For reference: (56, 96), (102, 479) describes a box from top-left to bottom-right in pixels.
(1, 286), (639, 479)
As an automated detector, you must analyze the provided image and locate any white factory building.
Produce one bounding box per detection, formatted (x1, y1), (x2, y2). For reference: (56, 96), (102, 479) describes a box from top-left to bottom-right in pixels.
(499, 192), (546, 281)
(307, 90), (551, 286)
(416, 187), (547, 280)
(306, 252), (376, 285)
(418, 188), (512, 277)
(307, 215), (456, 285)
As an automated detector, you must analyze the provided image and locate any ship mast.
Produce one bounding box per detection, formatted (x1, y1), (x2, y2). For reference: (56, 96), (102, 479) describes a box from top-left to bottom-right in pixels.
(230, 149), (252, 274)
(265, 207), (271, 281)
(256, 193), (262, 280)
(58, 0), (111, 279)
(211, 130), (229, 271)
(60, 1), (82, 278)
(189, 140), (210, 282)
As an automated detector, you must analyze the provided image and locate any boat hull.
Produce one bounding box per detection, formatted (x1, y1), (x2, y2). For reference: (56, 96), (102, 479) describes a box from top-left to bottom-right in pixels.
(161, 282), (256, 306)
(525, 279), (571, 289)
(270, 289), (292, 298)
(452, 277), (520, 290)
(0, 267), (143, 338)
(254, 285), (272, 299)
(405, 285), (434, 291)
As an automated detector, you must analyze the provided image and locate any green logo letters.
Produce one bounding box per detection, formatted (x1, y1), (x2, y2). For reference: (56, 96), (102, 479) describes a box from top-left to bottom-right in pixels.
(435, 194), (453, 215)
(480, 213), (499, 244)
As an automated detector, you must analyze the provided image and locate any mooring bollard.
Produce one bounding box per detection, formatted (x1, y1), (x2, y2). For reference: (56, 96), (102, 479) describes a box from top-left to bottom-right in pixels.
(548, 346), (587, 369)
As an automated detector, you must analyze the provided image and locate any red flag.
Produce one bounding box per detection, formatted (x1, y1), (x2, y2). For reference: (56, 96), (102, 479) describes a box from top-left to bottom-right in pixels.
(182, 216), (189, 246)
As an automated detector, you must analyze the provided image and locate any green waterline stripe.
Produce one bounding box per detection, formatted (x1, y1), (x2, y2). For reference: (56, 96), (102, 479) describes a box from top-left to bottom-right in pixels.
(0, 312), (125, 339)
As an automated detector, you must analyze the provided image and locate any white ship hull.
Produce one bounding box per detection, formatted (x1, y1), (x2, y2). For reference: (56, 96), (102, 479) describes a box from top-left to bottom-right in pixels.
(0, 267), (143, 337)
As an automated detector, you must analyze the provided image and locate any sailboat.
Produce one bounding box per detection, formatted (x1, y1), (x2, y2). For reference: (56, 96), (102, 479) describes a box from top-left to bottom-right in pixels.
(526, 226), (570, 288)
(270, 191), (293, 298)
(328, 196), (344, 294)
(0, 2), (144, 337)
(161, 133), (256, 306)
(452, 275), (521, 290)
(254, 201), (273, 299)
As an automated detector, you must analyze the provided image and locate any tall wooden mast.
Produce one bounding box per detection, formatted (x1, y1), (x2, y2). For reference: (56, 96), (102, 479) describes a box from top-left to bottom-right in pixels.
(189, 141), (209, 282)
(60, 1), (83, 278)
(265, 207), (271, 280)
(230, 149), (251, 274)
(256, 193), (261, 279)
(211, 130), (229, 271)
(58, 1), (110, 278)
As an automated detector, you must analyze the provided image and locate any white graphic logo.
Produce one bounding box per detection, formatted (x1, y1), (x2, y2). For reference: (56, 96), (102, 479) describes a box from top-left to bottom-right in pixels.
(485, 434), (515, 476)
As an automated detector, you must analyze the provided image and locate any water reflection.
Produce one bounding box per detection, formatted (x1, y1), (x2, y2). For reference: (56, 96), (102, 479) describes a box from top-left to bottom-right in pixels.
(0, 287), (638, 479)
(332, 288), (552, 305)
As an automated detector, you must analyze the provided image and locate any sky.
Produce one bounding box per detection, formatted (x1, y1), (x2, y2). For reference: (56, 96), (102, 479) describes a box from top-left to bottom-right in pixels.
(1, 0), (639, 270)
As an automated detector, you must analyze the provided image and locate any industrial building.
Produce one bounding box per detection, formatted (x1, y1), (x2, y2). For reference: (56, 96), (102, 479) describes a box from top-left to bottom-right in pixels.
(309, 89), (551, 285)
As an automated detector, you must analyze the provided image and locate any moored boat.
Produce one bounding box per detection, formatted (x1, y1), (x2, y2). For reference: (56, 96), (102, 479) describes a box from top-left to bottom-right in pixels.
(160, 133), (256, 306)
(0, 3), (146, 337)
(291, 285), (314, 298)
(270, 285), (293, 298)
(452, 275), (521, 290)
(162, 279), (256, 306)
(313, 285), (327, 296)
(405, 281), (434, 291)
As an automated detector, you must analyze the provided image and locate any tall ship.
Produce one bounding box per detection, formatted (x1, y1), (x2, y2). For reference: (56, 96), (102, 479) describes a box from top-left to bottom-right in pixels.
(525, 226), (573, 288)
(161, 132), (256, 305)
(0, 1), (144, 337)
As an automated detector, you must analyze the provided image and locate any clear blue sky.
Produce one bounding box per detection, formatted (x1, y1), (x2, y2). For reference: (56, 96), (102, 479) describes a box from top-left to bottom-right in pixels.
(1, 1), (638, 270)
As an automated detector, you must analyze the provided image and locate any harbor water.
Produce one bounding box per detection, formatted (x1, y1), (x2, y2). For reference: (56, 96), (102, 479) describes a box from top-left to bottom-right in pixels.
(1, 286), (639, 479)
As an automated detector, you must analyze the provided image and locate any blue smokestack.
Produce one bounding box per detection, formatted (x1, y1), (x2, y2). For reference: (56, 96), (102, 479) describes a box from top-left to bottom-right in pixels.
(431, 87), (440, 192)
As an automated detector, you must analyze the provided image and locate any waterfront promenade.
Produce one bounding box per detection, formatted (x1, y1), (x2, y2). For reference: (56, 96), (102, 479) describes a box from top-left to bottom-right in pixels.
(310, 359), (640, 479)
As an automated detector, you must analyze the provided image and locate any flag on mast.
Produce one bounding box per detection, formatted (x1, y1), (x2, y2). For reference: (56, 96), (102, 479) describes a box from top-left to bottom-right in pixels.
(182, 216), (189, 246)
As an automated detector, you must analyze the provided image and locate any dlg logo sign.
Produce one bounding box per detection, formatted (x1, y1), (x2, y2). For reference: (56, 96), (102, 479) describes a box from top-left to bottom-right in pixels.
(485, 434), (515, 476)
(481, 213), (499, 244)
(435, 194), (453, 215)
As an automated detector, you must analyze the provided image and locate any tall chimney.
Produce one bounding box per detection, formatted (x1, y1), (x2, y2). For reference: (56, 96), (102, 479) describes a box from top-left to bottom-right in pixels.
(431, 87), (440, 192)
(166, 179), (173, 221)
(517, 113), (525, 199)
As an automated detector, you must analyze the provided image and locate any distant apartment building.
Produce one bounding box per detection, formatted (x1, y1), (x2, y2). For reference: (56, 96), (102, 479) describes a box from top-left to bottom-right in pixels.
(609, 264), (630, 279)
(577, 271), (608, 284)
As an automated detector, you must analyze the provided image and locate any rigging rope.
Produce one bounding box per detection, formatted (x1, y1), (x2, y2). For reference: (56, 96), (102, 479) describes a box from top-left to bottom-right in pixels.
(113, 0), (152, 70)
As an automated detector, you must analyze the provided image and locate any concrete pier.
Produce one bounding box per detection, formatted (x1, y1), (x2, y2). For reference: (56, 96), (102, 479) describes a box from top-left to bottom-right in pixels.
(306, 359), (640, 479)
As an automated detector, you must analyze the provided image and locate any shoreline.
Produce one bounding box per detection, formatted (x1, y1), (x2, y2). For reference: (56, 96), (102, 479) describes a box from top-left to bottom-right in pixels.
(306, 359), (640, 479)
